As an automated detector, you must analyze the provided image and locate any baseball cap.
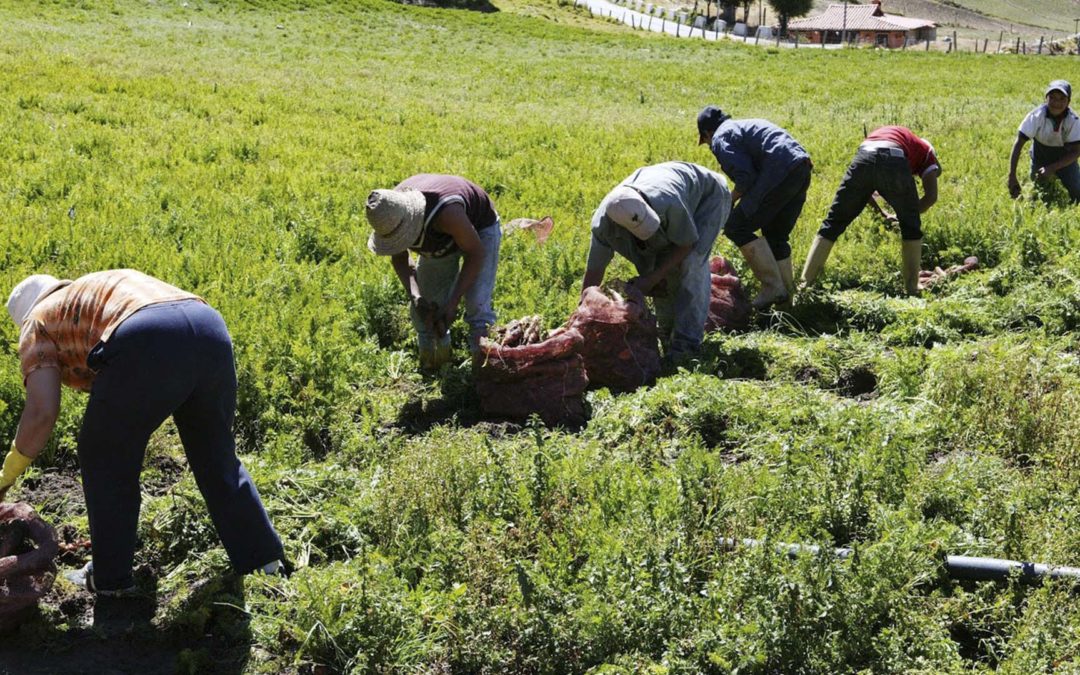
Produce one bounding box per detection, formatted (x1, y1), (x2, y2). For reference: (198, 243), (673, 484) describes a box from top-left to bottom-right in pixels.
(604, 186), (660, 240)
(697, 105), (730, 145)
(1045, 80), (1072, 99)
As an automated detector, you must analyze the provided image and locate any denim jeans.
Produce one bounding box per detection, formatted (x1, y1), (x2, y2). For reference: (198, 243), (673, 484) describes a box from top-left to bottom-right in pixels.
(80, 300), (284, 590)
(1032, 142), (1080, 203)
(723, 160), (812, 260)
(410, 220), (501, 351)
(651, 249), (713, 359)
(818, 147), (922, 241)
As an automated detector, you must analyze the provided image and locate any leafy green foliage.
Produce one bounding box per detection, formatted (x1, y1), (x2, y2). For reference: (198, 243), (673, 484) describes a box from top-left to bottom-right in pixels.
(2, 0), (1080, 672)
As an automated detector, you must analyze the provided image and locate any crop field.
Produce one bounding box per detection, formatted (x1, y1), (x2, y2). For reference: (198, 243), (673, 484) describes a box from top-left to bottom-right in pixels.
(2, 0), (1080, 673)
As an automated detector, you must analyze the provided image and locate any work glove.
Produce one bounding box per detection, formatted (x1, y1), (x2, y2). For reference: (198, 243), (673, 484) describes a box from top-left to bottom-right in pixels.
(0, 443), (33, 501)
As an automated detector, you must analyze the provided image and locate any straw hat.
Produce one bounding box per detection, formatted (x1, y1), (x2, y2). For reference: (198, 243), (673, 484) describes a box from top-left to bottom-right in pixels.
(365, 188), (427, 256)
(7, 274), (69, 327)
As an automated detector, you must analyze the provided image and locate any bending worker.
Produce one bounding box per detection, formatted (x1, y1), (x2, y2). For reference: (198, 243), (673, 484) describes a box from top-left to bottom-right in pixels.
(582, 161), (731, 364)
(1008, 79), (1080, 204)
(801, 126), (941, 296)
(365, 174), (501, 368)
(1, 269), (285, 595)
(697, 105), (812, 309)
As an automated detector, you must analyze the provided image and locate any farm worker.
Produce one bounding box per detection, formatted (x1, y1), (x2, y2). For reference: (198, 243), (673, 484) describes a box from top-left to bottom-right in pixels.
(1008, 80), (1080, 204)
(365, 174), (501, 369)
(697, 105), (813, 309)
(801, 126), (941, 296)
(1, 270), (286, 595)
(582, 161), (731, 363)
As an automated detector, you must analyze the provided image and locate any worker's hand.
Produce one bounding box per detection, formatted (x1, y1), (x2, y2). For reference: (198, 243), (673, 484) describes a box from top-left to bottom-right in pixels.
(1007, 175), (1021, 198)
(628, 275), (656, 296)
(434, 303), (457, 338)
(1034, 166), (1055, 182)
(412, 297), (438, 332)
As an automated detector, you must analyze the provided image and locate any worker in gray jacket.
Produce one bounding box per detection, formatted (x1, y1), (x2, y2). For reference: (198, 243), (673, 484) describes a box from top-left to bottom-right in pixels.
(582, 161), (731, 363)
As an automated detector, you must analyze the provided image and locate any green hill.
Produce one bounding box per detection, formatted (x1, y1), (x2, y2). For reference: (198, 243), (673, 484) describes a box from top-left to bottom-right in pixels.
(1, 0), (1080, 672)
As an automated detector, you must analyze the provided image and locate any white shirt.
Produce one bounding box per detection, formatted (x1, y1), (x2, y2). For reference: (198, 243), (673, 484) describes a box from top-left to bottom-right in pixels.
(1019, 105), (1080, 147)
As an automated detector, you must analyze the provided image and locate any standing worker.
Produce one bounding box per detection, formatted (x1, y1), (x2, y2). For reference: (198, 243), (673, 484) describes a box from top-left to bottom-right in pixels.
(582, 161), (731, 365)
(1, 269), (286, 595)
(365, 174), (501, 369)
(801, 126), (941, 296)
(1008, 80), (1080, 204)
(697, 105), (813, 309)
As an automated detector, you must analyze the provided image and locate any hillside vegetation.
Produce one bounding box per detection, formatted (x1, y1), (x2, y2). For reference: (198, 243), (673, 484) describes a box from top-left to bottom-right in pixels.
(1, 0), (1080, 672)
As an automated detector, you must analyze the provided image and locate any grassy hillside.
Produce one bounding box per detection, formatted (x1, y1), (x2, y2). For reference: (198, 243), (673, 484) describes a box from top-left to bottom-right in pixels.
(1, 0), (1080, 672)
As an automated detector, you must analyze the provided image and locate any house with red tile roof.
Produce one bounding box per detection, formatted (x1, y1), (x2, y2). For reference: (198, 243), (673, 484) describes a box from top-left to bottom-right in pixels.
(788, 0), (936, 48)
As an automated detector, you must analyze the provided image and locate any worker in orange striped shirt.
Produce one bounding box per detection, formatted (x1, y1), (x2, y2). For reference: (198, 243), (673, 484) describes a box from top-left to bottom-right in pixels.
(1, 269), (285, 595)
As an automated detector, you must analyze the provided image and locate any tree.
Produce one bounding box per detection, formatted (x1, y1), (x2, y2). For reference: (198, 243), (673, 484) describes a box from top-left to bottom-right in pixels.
(717, 0), (738, 23)
(767, 0), (813, 36)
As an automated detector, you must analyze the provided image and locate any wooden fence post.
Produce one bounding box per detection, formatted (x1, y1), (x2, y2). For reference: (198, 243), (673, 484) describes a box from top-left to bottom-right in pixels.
(1015, 37), (1021, 53)
(983, 38), (988, 53)
(1037, 37), (1044, 54)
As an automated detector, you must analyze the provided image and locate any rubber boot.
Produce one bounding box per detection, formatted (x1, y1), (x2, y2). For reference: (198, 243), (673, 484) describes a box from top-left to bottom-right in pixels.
(901, 238), (923, 296)
(799, 235), (835, 288)
(739, 238), (788, 310)
(418, 346), (438, 371)
(774, 257), (794, 310)
(432, 334), (452, 369)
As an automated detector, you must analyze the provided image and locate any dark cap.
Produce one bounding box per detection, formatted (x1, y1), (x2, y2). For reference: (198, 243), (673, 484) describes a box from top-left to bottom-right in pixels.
(697, 105), (730, 145)
(1045, 80), (1072, 99)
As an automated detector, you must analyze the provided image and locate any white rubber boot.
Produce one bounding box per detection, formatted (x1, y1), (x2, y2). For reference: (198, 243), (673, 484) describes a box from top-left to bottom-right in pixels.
(739, 238), (789, 310)
(799, 235), (835, 288)
(774, 257), (794, 309)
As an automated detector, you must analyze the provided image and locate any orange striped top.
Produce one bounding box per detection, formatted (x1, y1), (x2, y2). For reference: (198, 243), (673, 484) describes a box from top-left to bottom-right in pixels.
(18, 269), (202, 391)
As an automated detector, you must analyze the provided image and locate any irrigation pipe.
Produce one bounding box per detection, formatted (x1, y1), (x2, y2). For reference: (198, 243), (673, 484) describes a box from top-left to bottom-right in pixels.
(720, 537), (1080, 583)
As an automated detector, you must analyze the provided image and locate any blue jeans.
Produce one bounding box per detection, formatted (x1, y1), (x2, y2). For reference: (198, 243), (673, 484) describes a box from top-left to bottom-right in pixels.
(818, 147), (922, 242)
(80, 300), (284, 590)
(1032, 142), (1080, 203)
(410, 221), (502, 351)
(652, 249), (713, 359)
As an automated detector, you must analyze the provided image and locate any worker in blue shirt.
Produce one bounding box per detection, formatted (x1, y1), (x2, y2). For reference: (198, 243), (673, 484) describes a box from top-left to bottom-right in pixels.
(698, 106), (812, 310)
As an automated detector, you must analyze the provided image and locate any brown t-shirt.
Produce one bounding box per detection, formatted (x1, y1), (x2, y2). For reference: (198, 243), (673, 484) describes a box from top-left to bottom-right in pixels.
(397, 174), (498, 258)
(18, 269), (202, 391)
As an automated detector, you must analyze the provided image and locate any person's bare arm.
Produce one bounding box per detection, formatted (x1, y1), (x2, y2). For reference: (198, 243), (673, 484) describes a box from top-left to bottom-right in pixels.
(1008, 132), (1029, 198)
(631, 244), (693, 295)
(390, 251), (421, 304)
(1, 368), (62, 501)
(919, 168), (940, 213)
(15, 369), (61, 459)
(1035, 141), (1080, 180)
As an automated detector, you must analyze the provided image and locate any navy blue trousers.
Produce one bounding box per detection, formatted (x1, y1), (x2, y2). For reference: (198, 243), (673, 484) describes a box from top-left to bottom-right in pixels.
(723, 160), (812, 261)
(80, 300), (283, 590)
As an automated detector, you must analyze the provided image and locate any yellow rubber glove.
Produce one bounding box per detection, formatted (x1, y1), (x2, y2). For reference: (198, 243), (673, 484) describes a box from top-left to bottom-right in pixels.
(0, 444), (33, 497)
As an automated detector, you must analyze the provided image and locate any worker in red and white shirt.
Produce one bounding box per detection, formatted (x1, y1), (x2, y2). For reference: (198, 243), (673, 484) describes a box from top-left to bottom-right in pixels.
(1008, 80), (1080, 204)
(801, 126), (941, 296)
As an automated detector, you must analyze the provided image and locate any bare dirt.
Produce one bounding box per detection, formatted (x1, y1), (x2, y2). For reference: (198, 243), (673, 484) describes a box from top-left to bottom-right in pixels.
(0, 452), (250, 675)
